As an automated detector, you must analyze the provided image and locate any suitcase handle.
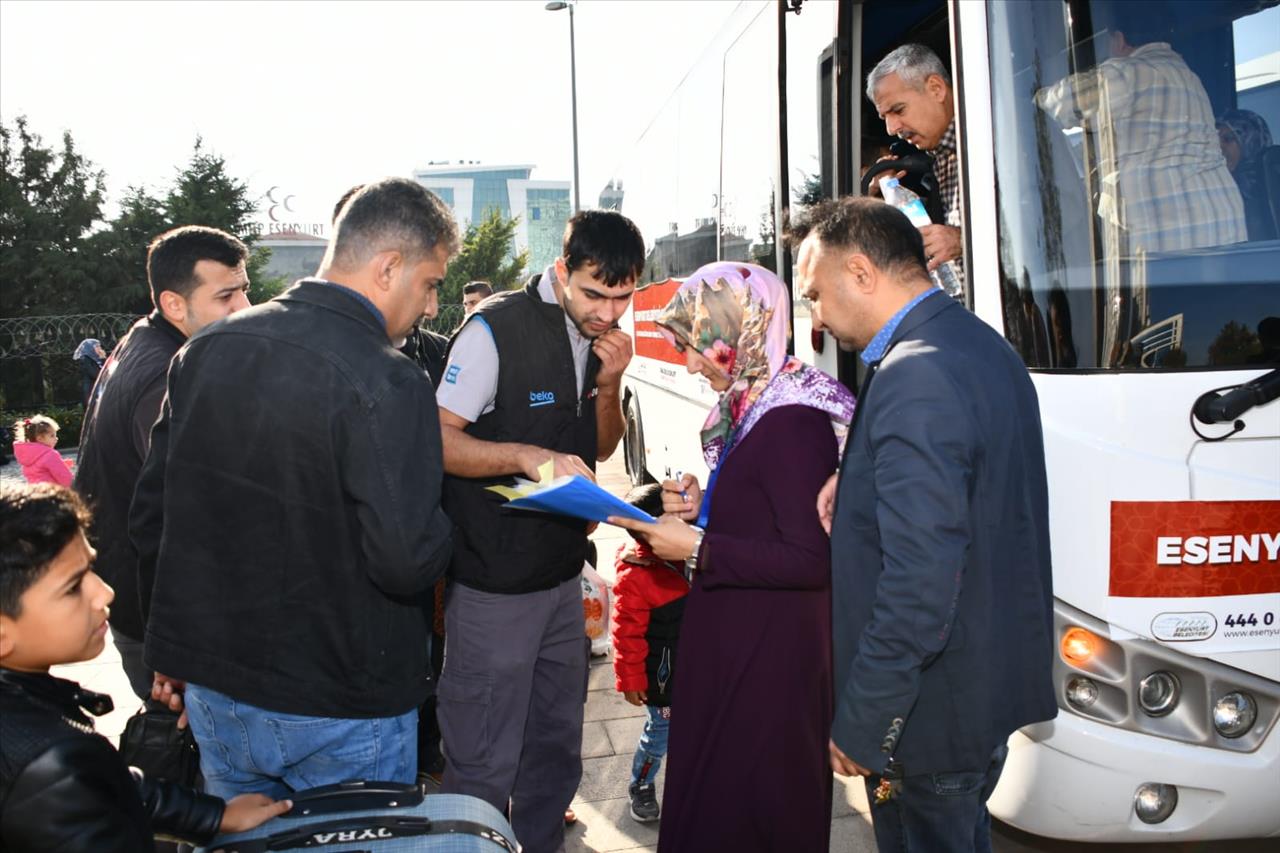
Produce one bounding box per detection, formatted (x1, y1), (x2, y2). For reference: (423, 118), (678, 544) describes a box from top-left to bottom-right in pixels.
(282, 780), (424, 818)
(213, 815), (518, 852)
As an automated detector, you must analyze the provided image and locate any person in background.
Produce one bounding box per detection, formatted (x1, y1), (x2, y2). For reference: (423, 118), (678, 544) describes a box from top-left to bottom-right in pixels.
(400, 298), (450, 387)
(462, 280), (494, 316)
(12, 416), (72, 487)
(130, 178), (457, 799)
(791, 196), (1055, 853)
(73, 338), (106, 406)
(1218, 108), (1277, 241)
(436, 209), (643, 853)
(610, 483), (688, 825)
(609, 262), (854, 853)
(74, 226), (251, 703)
(0, 483), (290, 852)
(1035, 9), (1245, 255)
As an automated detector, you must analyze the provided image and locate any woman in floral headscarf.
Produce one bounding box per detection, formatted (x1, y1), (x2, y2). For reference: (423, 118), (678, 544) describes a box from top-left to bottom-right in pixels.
(1217, 108), (1277, 241)
(609, 262), (854, 852)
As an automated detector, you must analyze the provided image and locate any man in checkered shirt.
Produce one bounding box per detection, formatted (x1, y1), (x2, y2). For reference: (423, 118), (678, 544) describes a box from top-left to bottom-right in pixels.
(1035, 20), (1245, 255)
(866, 44), (965, 297)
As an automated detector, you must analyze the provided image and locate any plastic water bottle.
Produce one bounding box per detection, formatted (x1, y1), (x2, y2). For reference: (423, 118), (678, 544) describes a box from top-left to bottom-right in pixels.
(879, 176), (964, 299)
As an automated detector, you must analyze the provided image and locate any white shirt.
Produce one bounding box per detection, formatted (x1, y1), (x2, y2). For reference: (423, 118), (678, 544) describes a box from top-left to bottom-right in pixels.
(436, 267), (592, 423)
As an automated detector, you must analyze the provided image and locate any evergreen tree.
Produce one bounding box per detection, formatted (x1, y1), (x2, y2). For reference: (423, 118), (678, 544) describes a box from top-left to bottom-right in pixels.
(91, 138), (283, 313)
(440, 208), (529, 304)
(0, 117), (107, 316)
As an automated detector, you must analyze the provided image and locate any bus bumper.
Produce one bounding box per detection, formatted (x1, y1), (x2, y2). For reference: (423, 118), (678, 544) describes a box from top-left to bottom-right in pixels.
(988, 713), (1280, 841)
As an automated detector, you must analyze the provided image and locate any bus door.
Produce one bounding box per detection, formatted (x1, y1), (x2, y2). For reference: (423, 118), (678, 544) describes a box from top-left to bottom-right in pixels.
(786, 0), (963, 394)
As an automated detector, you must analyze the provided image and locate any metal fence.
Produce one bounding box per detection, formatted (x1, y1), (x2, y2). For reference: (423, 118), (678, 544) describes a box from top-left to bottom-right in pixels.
(0, 306), (468, 410)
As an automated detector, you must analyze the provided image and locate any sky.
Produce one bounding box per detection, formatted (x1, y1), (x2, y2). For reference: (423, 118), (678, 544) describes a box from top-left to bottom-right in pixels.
(0, 0), (742, 231)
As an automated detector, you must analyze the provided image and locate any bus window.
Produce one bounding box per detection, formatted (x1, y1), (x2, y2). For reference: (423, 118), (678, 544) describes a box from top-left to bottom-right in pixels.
(785, 1), (848, 375)
(608, 28), (723, 284)
(720, 3), (780, 273)
(989, 0), (1279, 370)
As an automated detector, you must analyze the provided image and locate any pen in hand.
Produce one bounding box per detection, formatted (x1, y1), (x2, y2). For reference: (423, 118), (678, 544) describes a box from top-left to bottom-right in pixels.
(675, 470), (689, 502)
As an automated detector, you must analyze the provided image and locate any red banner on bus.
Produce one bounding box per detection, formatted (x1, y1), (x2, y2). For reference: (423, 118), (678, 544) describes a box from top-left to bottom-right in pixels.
(1109, 500), (1280, 598)
(631, 278), (684, 365)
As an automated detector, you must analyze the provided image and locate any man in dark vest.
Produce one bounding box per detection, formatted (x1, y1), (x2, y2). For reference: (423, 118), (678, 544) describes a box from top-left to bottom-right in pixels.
(436, 210), (645, 853)
(74, 226), (251, 701)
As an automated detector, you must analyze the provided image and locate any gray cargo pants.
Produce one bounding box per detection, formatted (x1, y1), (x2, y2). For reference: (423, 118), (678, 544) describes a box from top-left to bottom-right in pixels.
(438, 575), (588, 853)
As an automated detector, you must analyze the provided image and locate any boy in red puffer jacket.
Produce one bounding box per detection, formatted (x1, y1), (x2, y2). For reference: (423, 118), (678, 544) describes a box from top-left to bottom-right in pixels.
(611, 483), (690, 824)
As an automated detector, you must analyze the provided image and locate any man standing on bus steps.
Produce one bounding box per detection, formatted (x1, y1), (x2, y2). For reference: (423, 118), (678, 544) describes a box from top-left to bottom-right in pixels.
(435, 210), (645, 853)
(867, 44), (966, 296)
(790, 197), (1056, 853)
(74, 226), (252, 703)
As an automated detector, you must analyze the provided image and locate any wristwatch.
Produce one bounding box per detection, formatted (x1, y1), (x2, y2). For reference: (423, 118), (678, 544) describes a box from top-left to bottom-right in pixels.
(685, 526), (706, 576)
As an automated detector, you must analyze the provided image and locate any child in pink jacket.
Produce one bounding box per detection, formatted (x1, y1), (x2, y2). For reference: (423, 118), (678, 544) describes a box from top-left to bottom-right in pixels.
(13, 416), (73, 487)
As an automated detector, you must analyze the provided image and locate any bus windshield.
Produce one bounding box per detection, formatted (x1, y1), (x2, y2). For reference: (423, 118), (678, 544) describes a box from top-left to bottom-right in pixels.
(987, 0), (1279, 370)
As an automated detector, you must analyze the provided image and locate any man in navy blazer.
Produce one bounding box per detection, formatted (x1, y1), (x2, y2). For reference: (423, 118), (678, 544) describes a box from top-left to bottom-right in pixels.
(790, 197), (1056, 852)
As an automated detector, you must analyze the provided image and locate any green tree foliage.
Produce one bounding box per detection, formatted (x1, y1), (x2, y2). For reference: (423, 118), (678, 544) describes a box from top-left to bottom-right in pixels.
(795, 170), (824, 207)
(1208, 320), (1261, 366)
(89, 139), (283, 314)
(86, 186), (168, 312)
(0, 117), (107, 316)
(440, 208), (529, 304)
(0, 123), (282, 317)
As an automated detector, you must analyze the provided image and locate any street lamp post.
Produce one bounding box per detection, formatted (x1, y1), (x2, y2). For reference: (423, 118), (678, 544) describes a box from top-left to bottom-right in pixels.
(545, 0), (580, 212)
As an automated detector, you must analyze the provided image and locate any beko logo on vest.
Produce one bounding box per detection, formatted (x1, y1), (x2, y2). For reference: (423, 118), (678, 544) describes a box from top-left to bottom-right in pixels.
(529, 390), (555, 407)
(1155, 532), (1280, 566)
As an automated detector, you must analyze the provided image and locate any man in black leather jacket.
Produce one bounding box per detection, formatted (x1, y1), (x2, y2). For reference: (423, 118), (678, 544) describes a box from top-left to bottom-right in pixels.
(0, 483), (288, 850)
(130, 178), (457, 799)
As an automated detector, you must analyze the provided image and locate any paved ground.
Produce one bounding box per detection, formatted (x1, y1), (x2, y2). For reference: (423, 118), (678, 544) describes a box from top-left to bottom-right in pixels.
(11, 448), (1266, 851)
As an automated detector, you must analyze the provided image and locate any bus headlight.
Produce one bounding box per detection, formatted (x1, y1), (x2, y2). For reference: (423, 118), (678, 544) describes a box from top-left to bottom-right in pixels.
(1213, 692), (1257, 738)
(1137, 671), (1180, 717)
(1133, 783), (1178, 824)
(1065, 676), (1099, 710)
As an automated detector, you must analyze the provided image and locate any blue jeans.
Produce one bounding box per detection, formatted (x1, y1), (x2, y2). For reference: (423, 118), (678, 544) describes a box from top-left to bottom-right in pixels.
(631, 704), (671, 786)
(184, 683), (417, 800)
(864, 744), (1008, 853)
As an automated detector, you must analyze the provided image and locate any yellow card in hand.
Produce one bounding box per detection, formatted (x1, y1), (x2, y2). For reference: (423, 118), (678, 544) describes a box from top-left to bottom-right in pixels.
(485, 458), (558, 500)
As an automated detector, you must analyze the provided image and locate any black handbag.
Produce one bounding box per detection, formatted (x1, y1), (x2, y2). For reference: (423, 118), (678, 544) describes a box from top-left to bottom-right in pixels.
(118, 700), (201, 787)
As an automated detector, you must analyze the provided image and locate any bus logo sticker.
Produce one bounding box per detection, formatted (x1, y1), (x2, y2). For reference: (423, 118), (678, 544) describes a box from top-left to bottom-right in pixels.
(1150, 612), (1217, 642)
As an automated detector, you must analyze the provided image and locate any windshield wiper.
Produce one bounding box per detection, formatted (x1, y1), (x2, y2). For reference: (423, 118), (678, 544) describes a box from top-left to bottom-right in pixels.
(1193, 368), (1280, 425)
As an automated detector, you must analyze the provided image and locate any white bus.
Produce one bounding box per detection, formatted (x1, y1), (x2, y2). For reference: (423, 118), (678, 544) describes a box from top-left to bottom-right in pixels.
(612, 0), (1280, 842)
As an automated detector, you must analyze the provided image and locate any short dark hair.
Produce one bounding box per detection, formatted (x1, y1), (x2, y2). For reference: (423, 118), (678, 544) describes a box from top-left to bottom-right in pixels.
(786, 196), (929, 280)
(0, 484), (91, 618)
(463, 281), (494, 298)
(624, 483), (665, 540)
(147, 226), (250, 304)
(563, 210), (646, 286)
(332, 183), (365, 225)
(328, 178), (460, 270)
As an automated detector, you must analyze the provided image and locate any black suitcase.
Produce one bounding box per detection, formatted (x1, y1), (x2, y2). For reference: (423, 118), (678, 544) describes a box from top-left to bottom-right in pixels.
(200, 781), (518, 852)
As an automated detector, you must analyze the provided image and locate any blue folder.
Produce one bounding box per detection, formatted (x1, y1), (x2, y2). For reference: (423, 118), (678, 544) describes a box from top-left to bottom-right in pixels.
(505, 476), (657, 524)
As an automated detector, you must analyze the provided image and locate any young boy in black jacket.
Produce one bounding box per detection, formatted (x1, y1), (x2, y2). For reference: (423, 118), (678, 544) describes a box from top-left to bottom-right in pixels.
(0, 483), (289, 851)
